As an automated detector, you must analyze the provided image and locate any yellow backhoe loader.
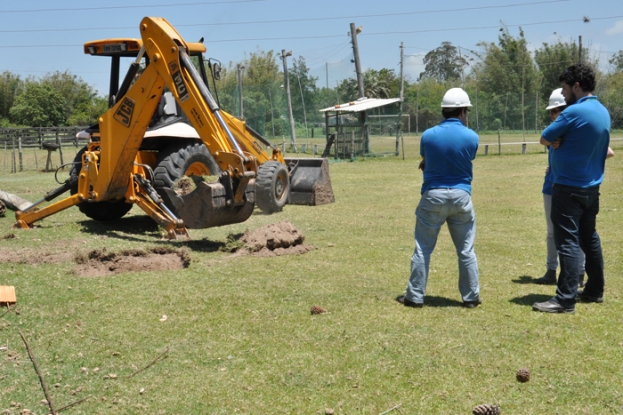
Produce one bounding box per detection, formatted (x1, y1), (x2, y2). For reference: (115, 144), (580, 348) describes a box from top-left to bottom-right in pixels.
(14, 17), (334, 239)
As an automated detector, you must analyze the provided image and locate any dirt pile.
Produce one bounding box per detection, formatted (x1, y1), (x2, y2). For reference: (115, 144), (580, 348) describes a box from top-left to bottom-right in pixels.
(74, 247), (191, 277)
(234, 221), (315, 257)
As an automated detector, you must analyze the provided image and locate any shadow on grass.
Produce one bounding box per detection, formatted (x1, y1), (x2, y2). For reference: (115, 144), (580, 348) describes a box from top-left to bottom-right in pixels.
(77, 216), (225, 252)
(509, 293), (552, 307)
(79, 216), (160, 238)
(512, 275), (538, 284)
(423, 295), (464, 308)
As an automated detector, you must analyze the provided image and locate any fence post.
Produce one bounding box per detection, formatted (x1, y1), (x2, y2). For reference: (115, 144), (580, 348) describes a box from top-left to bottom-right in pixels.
(11, 137), (16, 173)
(34, 147), (38, 170)
(314, 144), (318, 155)
(350, 130), (355, 161)
(18, 136), (23, 172)
(497, 128), (501, 155)
(485, 144), (489, 156)
(522, 143), (527, 154)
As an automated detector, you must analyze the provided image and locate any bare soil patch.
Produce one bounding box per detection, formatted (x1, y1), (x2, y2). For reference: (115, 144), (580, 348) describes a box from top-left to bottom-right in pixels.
(0, 248), (74, 265)
(74, 247), (191, 277)
(230, 221), (315, 257)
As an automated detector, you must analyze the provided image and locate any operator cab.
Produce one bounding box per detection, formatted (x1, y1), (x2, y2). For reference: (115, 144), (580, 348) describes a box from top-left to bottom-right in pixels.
(82, 38), (215, 149)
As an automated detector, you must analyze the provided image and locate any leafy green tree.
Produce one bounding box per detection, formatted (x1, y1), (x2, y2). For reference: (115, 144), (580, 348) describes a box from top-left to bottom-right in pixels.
(0, 71), (21, 123)
(608, 50), (623, 72)
(419, 42), (469, 82)
(40, 71), (98, 122)
(596, 71), (623, 128)
(290, 56), (319, 124)
(10, 82), (66, 127)
(67, 96), (109, 126)
(472, 27), (538, 131)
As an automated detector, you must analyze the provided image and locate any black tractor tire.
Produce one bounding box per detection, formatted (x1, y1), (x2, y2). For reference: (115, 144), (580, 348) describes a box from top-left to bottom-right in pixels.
(70, 147), (133, 221)
(255, 161), (290, 214)
(152, 141), (220, 189)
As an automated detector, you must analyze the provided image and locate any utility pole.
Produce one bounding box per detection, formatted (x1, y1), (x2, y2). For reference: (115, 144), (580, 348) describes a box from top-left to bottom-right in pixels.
(578, 35), (583, 63)
(349, 23), (364, 99)
(326, 62), (329, 89)
(399, 42), (405, 101)
(281, 49), (297, 151)
(237, 63), (244, 118)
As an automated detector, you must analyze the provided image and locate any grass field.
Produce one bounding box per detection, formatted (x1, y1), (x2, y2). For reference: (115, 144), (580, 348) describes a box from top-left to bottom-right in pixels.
(1, 137), (622, 414)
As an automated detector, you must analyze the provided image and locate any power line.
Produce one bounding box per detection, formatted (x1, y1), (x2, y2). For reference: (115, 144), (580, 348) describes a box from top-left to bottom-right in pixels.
(0, 0), (265, 13)
(0, 0), (571, 33)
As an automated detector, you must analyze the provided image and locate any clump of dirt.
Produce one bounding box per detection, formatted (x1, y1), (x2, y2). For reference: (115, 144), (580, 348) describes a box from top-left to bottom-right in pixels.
(0, 200), (6, 217)
(74, 246), (191, 277)
(175, 177), (194, 196)
(231, 221), (315, 257)
(2, 233), (16, 240)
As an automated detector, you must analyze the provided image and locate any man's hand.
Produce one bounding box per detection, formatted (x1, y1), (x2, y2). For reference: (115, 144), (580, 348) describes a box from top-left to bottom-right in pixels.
(551, 138), (562, 149)
(418, 159), (425, 171)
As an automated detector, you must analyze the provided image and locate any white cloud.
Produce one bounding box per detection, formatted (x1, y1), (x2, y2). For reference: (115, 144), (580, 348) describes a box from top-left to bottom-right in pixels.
(606, 20), (623, 36)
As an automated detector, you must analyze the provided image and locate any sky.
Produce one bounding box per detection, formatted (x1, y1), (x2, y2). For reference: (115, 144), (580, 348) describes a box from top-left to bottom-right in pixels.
(2, 0), (623, 96)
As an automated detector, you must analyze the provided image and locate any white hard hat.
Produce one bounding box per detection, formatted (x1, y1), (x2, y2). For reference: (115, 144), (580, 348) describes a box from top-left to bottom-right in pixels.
(546, 88), (566, 110)
(441, 87), (472, 108)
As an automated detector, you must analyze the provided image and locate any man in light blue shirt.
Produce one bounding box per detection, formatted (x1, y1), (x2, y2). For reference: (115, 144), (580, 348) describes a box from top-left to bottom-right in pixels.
(397, 88), (480, 308)
(533, 64), (610, 314)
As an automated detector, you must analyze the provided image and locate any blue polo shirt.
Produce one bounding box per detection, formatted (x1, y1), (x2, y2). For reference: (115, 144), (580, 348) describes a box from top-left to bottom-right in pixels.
(541, 96), (610, 188)
(420, 118), (479, 194)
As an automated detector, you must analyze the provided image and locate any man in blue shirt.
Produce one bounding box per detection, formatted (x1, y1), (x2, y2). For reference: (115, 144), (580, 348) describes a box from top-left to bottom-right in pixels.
(533, 64), (611, 314)
(397, 88), (480, 308)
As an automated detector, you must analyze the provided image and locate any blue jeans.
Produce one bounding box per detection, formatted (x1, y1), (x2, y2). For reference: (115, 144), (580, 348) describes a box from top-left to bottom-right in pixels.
(551, 184), (604, 307)
(544, 193), (585, 273)
(406, 189), (480, 304)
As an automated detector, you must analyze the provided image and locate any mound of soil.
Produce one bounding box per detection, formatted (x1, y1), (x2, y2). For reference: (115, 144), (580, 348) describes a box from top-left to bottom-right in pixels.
(74, 247), (191, 277)
(235, 221), (315, 257)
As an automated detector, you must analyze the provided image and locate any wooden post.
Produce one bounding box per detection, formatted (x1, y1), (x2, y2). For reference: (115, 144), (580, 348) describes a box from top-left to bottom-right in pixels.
(314, 144), (318, 155)
(522, 143), (527, 154)
(11, 137), (16, 173)
(498, 128), (501, 155)
(34, 147), (38, 170)
(485, 144), (489, 156)
(350, 130), (355, 160)
(18, 136), (23, 172)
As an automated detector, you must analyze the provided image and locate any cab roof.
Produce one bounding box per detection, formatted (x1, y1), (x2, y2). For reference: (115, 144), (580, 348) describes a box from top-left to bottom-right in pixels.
(83, 38), (207, 57)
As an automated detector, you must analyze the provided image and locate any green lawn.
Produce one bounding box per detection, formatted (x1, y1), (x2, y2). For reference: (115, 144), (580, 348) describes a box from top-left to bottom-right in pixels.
(0, 141), (622, 414)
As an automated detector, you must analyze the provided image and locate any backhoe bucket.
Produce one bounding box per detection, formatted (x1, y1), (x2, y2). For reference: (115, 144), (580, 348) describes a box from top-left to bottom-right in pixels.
(158, 180), (255, 229)
(285, 158), (335, 206)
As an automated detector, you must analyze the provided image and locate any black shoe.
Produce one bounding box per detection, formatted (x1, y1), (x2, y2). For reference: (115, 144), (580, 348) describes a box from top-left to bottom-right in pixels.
(534, 269), (557, 285)
(463, 299), (482, 308)
(395, 295), (423, 308)
(532, 298), (574, 314)
(576, 289), (603, 303)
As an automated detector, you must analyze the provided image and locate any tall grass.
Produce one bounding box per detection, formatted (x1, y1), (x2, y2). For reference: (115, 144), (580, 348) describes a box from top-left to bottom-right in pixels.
(0, 141), (622, 414)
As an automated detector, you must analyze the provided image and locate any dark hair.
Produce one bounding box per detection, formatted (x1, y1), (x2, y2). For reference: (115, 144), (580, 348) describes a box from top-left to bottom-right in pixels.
(442, 107), (466, 119)
(559, 64), (596, 92)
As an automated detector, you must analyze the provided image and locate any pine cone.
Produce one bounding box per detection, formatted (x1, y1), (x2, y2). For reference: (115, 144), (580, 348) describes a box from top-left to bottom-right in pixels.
(0, 200), (5, 217)
(472, 403), (501, 415)
(310, 306), (326, 315)
(516, 368), (530, 383)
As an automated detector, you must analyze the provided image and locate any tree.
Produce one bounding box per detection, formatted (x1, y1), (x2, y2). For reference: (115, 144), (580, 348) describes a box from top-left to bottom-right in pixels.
(419, 42), (469, 82)
(472, 27), (538, 131)
(67, 96), (109, 126)
(40, 71), (99, 121)
(290, 56), (319, 124)
(9, 82), (66, 127)
(0, 71), (21, 123)
(608, 50), (623, 72)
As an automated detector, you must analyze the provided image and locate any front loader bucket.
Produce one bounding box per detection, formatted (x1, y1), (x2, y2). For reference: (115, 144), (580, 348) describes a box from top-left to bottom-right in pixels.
(158, 180), (255, 229)
(285, 158), (335, 206)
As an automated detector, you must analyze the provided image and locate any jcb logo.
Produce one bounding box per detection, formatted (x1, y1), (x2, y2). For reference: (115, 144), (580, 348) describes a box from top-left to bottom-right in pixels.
(114, 97), (134, 127)
(169, 61), (189, 103)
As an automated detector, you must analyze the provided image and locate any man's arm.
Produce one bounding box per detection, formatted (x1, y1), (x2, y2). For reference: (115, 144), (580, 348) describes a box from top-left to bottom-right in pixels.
(540, 136), (562, 149)
(607, 146), (615, 159)
(418, 157), (425, 171)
